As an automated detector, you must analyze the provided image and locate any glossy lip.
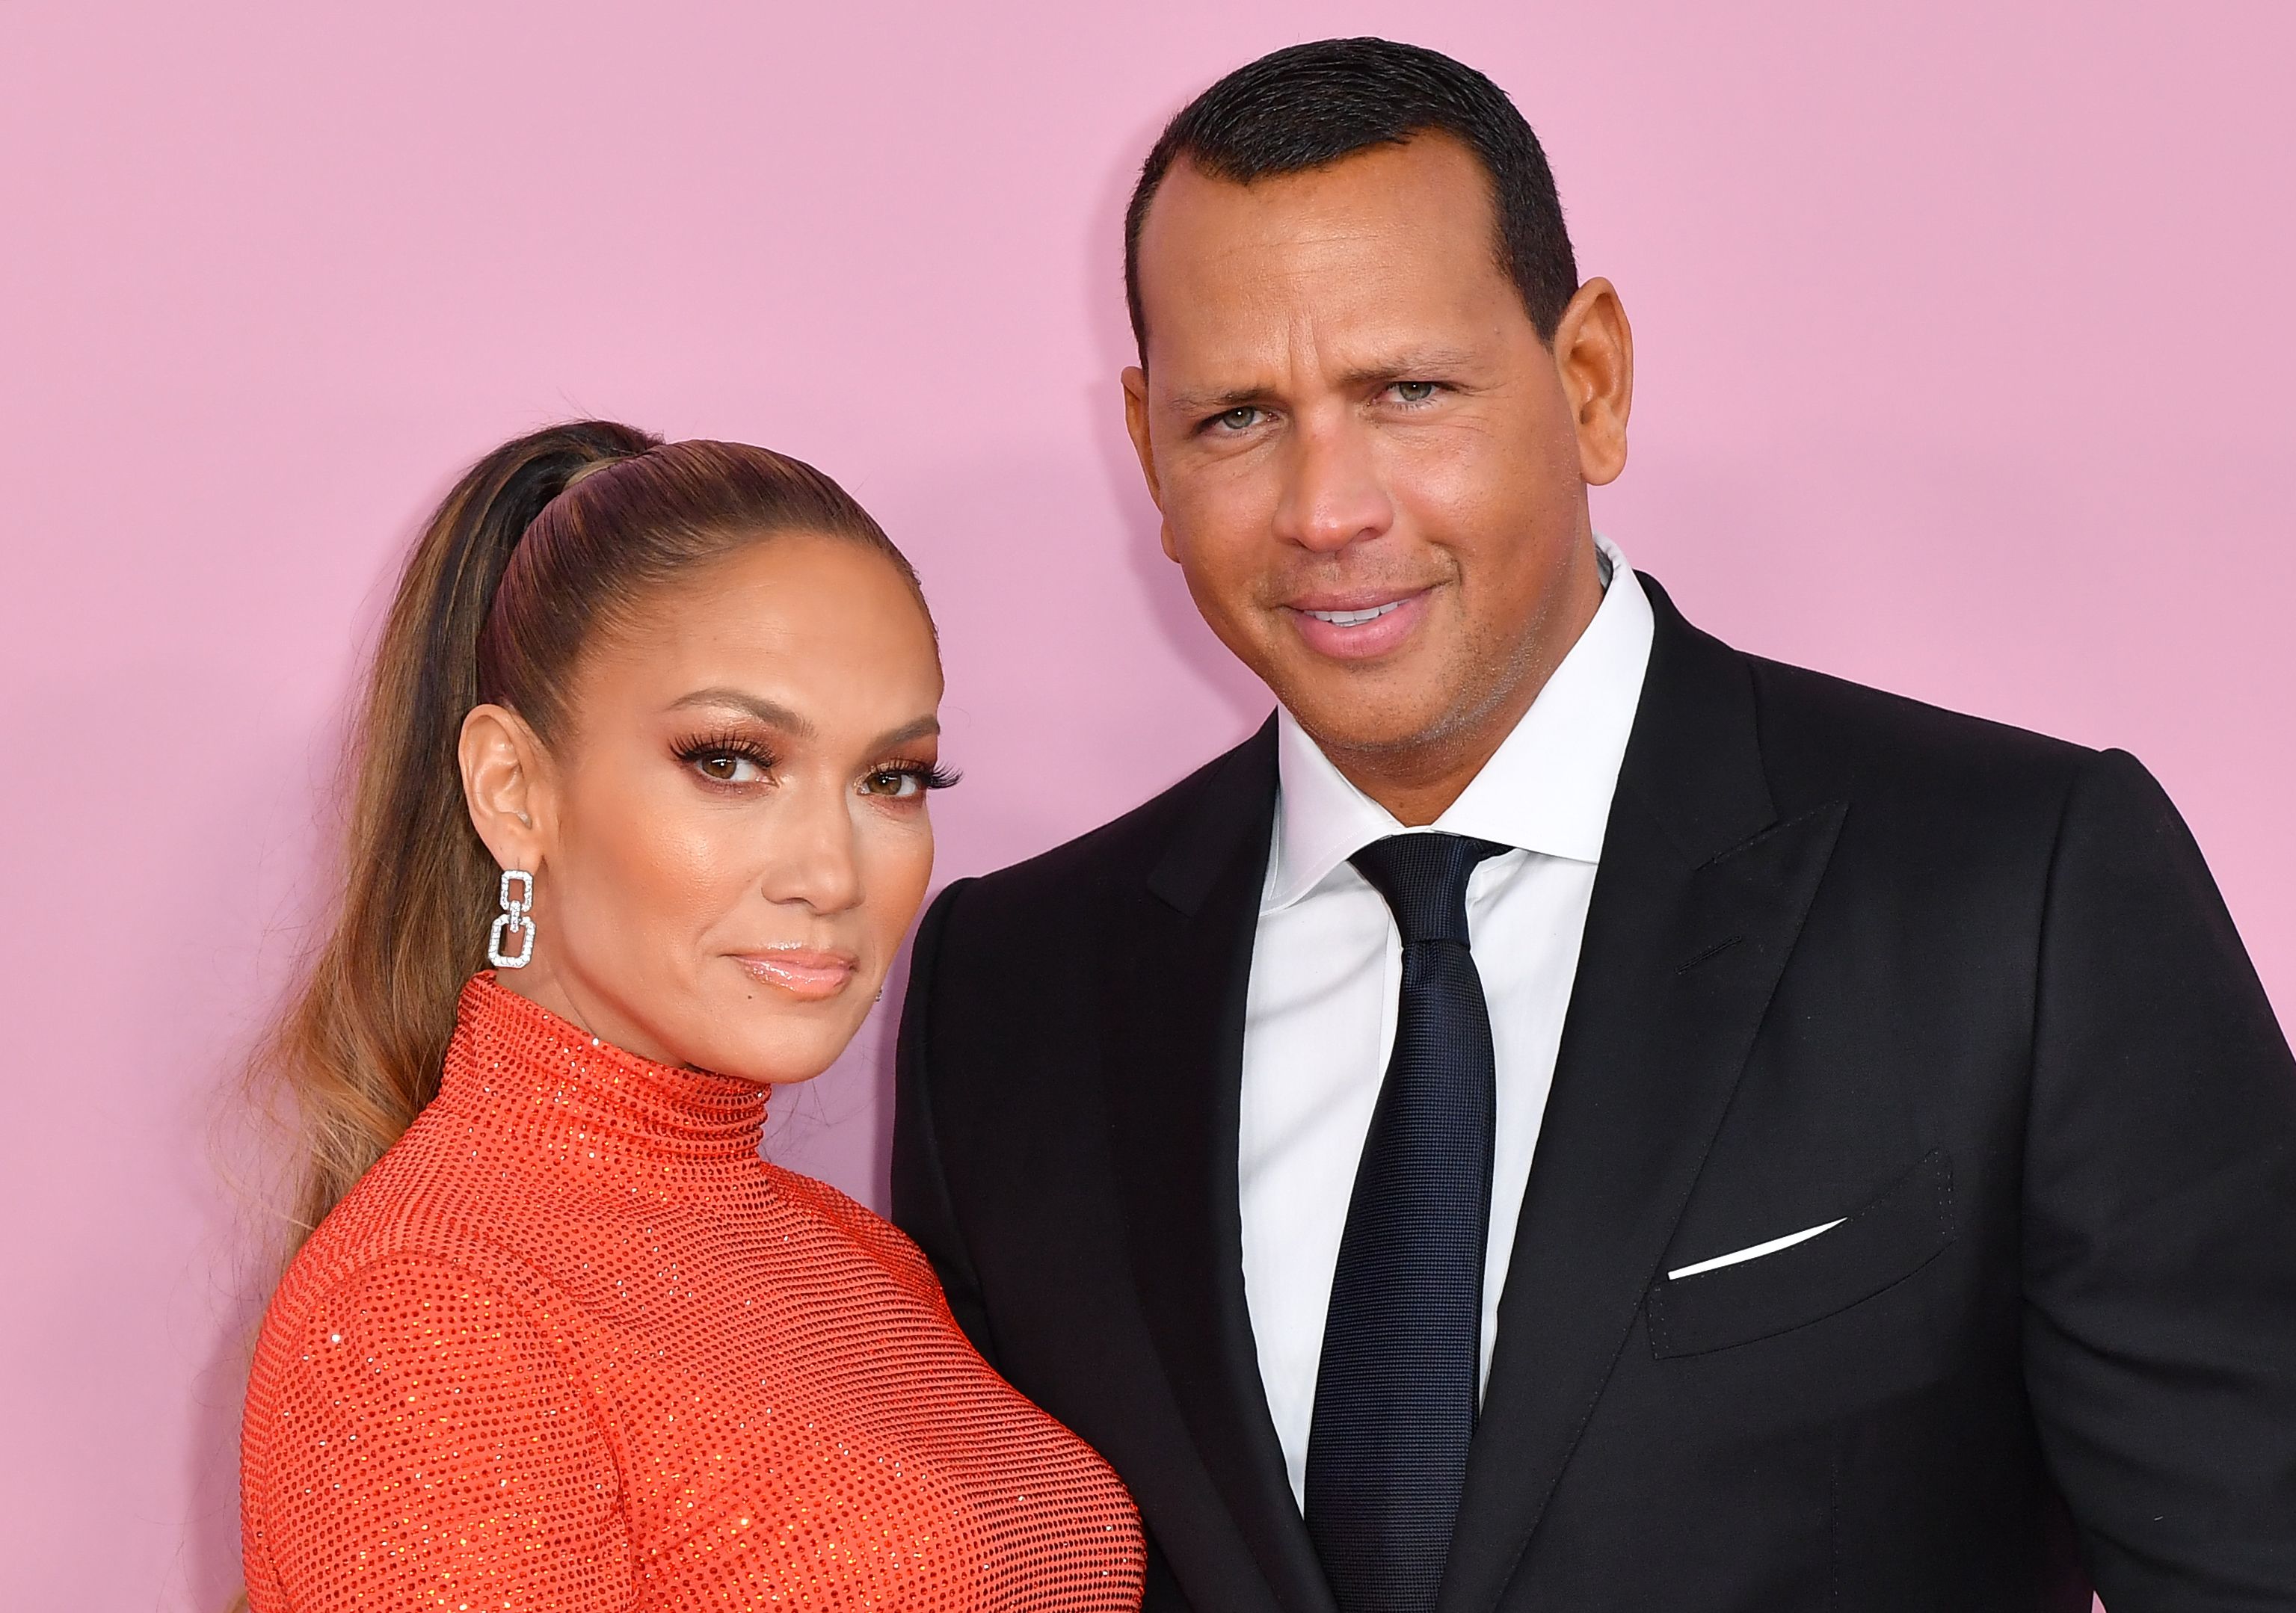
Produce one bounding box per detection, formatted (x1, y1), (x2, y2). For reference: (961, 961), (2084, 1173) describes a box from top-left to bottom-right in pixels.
(1281, 585), (1433, 661)
(732, 947), (859, 1002)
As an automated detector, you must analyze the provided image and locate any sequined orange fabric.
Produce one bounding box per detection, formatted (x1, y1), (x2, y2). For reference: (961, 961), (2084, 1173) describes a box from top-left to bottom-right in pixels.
(241, 974), (1144, 1611)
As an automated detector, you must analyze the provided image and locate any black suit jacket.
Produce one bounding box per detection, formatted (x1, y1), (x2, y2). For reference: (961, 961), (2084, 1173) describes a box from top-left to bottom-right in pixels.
(893, 578), (2296, 1612)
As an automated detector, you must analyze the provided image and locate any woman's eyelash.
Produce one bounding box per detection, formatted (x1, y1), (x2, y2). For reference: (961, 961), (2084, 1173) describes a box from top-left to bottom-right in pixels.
(879, 759), (963, 792)
(673, 731), (778, 768)
(671, 733), (958, 794)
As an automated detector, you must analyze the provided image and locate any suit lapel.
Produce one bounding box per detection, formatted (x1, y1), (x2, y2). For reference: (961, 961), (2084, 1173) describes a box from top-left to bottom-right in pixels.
(1437, 582), (1847, 1613)
(1098, 719), (1341, 1613)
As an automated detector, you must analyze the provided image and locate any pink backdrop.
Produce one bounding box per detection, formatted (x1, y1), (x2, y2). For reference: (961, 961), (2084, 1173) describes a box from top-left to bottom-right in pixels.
(1, 3), (2288, 1605)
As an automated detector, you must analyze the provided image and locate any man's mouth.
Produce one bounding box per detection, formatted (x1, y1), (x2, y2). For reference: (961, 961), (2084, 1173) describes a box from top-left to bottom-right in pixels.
(1300, 601), (1407, 627)
(1282, 587), (1432, 660)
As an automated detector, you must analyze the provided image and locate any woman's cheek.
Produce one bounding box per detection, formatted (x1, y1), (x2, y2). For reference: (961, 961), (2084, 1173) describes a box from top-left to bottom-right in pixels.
(636, 789), (748, 925)
(864, 810), (937, 958)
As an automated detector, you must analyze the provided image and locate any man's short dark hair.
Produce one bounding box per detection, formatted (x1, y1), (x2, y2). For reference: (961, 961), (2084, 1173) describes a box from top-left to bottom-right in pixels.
(1123, 37), (1580, 361)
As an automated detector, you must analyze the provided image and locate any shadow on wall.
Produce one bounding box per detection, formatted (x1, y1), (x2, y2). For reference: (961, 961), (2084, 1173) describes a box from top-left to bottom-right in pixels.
(1080, 101), (1274, 739)
(164, 544), (398, 1611)
(183, 1230), (274, 1609)
(178, 965), (325, 1609)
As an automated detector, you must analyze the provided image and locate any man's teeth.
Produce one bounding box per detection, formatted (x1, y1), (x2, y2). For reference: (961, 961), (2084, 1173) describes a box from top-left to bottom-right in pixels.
(1304, 601), (1404, 626)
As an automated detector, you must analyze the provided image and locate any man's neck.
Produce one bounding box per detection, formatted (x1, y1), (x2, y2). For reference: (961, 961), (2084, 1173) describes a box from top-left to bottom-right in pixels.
(1323, 715), (1521, 827)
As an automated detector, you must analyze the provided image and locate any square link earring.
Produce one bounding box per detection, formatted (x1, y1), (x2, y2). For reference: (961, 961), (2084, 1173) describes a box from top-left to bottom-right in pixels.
(489, 869), (535, 969)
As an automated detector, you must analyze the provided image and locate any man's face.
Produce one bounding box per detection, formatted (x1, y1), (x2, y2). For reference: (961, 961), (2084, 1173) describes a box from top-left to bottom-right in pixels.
(1124, 135), (1625, 778)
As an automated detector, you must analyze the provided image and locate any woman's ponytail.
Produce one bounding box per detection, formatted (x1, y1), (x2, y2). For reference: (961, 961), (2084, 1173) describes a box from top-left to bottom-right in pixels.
(255, 421), (657, 1245)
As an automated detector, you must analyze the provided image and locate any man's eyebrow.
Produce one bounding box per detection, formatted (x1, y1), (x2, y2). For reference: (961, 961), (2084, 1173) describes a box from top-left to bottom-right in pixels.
(1162, 351), (1487, 416)
(1334, 348), (1484, 388)
(1161, 383), (1279, 417)
(668, 688), (816, 737)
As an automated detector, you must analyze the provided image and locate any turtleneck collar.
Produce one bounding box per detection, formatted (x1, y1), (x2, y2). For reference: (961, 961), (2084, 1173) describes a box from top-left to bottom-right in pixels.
(435, 972), (769, 1168)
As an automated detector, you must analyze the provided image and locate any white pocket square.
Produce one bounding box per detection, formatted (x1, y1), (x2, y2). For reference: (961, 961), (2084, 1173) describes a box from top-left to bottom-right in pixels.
(1666, 1218), (1845, 1281)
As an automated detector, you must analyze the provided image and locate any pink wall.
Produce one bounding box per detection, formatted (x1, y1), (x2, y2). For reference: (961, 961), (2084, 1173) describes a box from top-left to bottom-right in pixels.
(1, 3), (2288, 1604)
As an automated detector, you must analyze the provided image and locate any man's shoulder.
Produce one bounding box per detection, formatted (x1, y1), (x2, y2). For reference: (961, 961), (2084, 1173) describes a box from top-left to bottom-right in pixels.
(1738, 646), (2100, 822)
(938, 722), (1272, 936)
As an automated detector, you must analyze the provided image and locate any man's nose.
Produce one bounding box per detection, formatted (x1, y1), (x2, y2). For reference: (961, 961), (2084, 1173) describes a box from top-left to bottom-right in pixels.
(1272, 414), (1394, 554)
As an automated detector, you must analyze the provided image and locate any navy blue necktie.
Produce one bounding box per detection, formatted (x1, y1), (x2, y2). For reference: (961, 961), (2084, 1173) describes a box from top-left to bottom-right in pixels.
(1304, 832), (1509, 1613)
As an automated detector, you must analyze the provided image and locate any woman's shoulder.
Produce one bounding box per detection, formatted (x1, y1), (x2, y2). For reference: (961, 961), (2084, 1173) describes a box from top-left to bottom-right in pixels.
(244, 1141), (608, 1483)
(260, 1111), (570, 1352)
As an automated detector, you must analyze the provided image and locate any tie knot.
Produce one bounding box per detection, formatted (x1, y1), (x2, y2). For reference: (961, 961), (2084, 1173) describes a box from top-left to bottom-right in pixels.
(1348, 833), (1509, 946)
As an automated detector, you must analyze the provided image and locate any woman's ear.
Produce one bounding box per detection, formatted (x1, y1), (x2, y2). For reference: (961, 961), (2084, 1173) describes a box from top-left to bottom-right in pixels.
(459, 703), (551, 873)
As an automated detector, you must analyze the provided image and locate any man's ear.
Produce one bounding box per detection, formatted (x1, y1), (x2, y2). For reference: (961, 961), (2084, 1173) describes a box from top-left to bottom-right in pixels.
(1121, 366), (1184, 563)
(1551, 277), (1634, 487)
(458, 703), (550, 875)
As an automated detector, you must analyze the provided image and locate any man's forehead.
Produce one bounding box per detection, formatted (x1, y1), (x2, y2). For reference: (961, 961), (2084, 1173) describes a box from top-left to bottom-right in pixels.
(1140, 136), (1495, 259)
(1133, 138), (1510, 363)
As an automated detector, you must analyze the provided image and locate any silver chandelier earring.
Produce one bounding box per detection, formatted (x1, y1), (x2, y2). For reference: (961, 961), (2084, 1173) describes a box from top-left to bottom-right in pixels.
(489, 869), (535, 969)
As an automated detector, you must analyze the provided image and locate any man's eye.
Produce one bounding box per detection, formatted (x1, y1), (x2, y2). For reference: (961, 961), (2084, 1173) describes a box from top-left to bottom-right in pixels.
(1210, 406), (1263, 433)
(1391, 381), (1440, 404)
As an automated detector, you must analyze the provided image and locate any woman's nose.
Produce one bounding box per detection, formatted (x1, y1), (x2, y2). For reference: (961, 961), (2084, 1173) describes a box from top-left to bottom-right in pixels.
(757, 782), (864, 913)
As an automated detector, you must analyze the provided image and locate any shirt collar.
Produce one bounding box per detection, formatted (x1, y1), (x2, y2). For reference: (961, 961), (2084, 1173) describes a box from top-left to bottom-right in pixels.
(1264, 534), (1655, 913)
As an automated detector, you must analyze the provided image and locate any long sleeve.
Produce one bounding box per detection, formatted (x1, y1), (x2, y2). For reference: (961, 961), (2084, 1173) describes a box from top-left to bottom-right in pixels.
(243, 1252), (630, 1612)
(2022, 748), (2296, 1606)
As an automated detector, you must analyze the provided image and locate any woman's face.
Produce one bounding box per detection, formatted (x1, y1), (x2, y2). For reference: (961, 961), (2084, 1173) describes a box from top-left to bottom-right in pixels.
(461, 532), (947, 1084)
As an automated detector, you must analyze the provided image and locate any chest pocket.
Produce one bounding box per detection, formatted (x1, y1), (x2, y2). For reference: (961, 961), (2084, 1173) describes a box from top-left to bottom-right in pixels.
(1645, 1150), (1955, 1358)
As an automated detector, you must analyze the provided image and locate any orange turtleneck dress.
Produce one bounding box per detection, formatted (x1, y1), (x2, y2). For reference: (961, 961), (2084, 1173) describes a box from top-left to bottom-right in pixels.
(241, 974), (1144, 1612)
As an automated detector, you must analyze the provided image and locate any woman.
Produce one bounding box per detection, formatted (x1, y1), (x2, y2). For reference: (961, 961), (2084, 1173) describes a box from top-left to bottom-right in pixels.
(239, 422), (1144, 1611)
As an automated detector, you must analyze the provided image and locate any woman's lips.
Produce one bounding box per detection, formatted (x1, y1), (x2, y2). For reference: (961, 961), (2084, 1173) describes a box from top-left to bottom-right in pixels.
(733, 949), (858, 1002)
(1284, 587), (1431, 661)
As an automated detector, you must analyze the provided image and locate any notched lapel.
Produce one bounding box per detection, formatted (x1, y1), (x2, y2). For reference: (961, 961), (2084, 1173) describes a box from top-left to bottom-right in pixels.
(1098, 723), (1340, 1613)
(1438, 585), (1849, 1613)
(1441, 798), (1847, 1613)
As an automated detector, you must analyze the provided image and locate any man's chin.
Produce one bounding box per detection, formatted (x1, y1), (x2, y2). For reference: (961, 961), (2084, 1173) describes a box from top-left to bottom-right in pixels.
(1281, 691), (1475, 761)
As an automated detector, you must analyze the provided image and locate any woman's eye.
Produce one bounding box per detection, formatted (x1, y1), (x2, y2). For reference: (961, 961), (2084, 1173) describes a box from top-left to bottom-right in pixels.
(694, 753), (767, 784)
(1391, 380), (1439, 404)
(861, 768), (922, 799)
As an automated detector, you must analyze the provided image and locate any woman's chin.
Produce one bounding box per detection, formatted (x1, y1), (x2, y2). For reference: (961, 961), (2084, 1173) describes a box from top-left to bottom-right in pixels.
(689, 999), (874, 1085)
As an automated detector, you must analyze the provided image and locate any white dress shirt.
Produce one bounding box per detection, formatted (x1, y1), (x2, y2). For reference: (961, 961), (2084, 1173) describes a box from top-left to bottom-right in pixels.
(1238, 535), (1655, 1506)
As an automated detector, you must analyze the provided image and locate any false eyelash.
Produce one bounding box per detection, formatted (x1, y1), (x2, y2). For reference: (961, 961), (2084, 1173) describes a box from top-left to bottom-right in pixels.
(672, 730), (781, 768)
(880, 759), (963, 792)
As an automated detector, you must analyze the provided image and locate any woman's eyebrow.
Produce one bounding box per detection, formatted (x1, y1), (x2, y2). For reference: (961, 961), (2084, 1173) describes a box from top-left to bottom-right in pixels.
(870, 715), (942, 750)
(670, 693), (938, 754)
(669, 688), (815, 737)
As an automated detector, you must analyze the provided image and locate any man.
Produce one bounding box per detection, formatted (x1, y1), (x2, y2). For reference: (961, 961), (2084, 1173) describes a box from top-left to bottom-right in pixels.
(894, 37), (2296, 1613)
